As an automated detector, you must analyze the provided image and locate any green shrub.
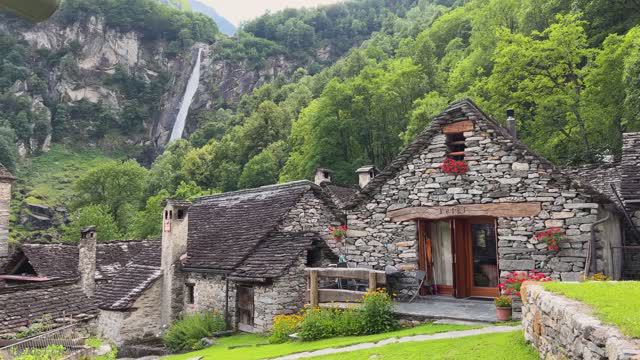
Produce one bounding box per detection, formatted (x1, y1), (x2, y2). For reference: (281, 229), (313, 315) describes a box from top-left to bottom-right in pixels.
(299, 308), (341, 341)
(360, 289), (398, 334)
(334, 308), (364, 336)
(13, 344), (65, 360)
(162, 311), (226, 352)
(269, 313), (303, 343)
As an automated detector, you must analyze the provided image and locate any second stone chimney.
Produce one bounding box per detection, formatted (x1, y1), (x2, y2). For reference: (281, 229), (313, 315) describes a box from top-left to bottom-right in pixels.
(78, 226), (97, 297)
(161, 199), (190, 326)
(506, 109), (517, 138)
(356, 165), (378, 188)
(314, 168), (332, 185)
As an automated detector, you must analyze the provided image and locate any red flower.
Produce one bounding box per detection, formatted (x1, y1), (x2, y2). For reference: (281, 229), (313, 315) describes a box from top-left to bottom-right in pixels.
(440, 158), (469, 174)
(534, 227), (564, 252)
(499, 271), (552, 296)
(329, 224), (348, 240)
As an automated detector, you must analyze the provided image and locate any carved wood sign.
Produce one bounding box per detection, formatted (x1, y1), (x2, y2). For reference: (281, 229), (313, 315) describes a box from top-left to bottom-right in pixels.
(387, 202), (542, 221)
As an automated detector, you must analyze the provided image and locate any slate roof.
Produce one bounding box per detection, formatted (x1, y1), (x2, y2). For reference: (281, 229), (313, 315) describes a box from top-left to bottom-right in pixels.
(20, 243), (79, 279)
(320, 183), (358, 209)
(345, 98), (615, 210)
(0, 279), (97, 338)
(96, 240), (160, 281)
(0, 163), (15, 181)
(621, 132), (640, 210)
(96, 240), (161, 310)
(565, 164), (621, 204)
(230, 232), (319, 281)
(184, 180), (340, 271)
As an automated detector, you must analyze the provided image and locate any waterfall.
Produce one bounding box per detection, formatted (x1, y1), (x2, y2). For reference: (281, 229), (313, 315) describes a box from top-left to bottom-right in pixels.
(169, 48), (202, 142)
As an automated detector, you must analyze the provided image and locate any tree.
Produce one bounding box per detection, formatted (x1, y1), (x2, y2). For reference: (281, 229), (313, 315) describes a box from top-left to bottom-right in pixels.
(147, 139), (192, 195)
(238, 141), (288, 189)
(73, 160), (149, 230)
(127, 190), (170, 240)
(62, 205), (122, 242)
(0, 127), (17, 172)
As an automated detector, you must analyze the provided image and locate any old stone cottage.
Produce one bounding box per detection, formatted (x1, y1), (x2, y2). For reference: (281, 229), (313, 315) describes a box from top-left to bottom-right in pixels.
(162, 181), (343, 333)
(342, 99), (628, 298)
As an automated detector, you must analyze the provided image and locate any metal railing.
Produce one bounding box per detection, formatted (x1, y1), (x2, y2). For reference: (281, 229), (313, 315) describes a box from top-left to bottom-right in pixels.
(0, 323), (87, 359)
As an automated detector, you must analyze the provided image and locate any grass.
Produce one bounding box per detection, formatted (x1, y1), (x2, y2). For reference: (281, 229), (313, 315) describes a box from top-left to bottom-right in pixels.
(544, 281), (640, 338)
(164, 323), (478, 360)
(311, 331), (537, 360)
(15, 144), (122, 206)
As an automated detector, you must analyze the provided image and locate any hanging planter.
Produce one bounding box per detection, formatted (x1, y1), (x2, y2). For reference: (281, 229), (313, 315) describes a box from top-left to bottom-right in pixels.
(534, 227), (565, 251)
(440, 158), (469, 175)
(329, 224), (348, 241)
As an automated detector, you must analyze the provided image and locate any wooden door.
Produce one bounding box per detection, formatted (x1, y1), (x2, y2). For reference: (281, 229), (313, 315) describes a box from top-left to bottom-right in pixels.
(452, 218), (499, 298)
(237, 286), (254, 329)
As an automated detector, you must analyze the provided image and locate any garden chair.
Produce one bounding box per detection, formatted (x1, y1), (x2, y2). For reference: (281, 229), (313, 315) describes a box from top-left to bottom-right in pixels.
(408, 270), (429, 303)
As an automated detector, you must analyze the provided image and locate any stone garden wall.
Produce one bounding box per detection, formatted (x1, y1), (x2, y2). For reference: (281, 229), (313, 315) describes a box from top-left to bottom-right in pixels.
(522, 283), (640, 360)
(345, 107), (621, 294)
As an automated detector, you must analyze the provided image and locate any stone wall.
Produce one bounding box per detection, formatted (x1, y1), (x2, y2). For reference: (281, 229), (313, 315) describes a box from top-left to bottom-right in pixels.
(522, 283), (640, 359)
(186, 273), (237, 326)
(251, 256), (308, 332)
(97, 280), (163, 346)
(0, 181), (11, 256)
(346, 115), (619, 294)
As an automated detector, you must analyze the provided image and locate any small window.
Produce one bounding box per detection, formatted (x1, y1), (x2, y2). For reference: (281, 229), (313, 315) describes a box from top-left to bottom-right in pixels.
(177, 209), (185, 219)
(164, 210), (169, 220)
(186, 283), (195, 304)
(323, 171), (329, 179)
(446, 133), (465, 160)
(169, 210), (173, 219)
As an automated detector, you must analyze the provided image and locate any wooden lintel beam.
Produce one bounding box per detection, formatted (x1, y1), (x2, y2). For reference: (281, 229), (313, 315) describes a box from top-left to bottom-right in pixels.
(442, 120), (474, 134)
(387, 202), (542, 222)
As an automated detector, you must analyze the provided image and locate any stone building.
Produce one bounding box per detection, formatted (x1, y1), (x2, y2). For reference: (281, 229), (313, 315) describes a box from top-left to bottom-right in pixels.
(342, 99), (626, 298)
(0, 163), (15, 258)
(163, 181), (342, 332)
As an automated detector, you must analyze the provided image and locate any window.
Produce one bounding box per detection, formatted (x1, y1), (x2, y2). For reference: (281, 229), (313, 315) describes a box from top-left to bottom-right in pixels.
(186, 283), (195, 304)
(177, 209), (185, 219)
(446, 133), (465, 160)
(164, 210), (169, 220)
(169, 210), (173, 219)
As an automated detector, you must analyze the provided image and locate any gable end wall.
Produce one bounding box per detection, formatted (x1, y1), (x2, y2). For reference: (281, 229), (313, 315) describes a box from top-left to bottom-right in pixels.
(346, 116), (619, 293)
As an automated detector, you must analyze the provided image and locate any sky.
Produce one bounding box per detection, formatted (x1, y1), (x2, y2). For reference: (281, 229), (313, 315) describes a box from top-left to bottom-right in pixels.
(202, 0), (345, 26)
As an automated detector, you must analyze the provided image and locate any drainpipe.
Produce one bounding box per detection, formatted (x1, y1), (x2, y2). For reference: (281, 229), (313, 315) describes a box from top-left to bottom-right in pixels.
(586, 214), (610, 277)
(225, 275), (230, 329)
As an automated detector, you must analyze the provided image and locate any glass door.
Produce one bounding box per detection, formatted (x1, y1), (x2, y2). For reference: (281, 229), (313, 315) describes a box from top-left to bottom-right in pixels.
(468, 218), (499, 297)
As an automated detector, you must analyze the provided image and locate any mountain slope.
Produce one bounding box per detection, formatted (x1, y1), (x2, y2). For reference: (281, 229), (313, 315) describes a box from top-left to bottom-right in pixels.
(189, 0), (236, 36)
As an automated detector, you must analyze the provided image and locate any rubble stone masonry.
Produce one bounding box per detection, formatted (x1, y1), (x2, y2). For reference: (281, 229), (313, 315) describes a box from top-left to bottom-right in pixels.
(522, 283), (640, 359)
(345, 111), (621, 293)
(0, 180), (11, 256)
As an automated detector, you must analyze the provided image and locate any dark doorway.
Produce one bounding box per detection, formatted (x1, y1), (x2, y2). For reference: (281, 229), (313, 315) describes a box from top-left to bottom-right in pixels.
(237, 286), (254, 331)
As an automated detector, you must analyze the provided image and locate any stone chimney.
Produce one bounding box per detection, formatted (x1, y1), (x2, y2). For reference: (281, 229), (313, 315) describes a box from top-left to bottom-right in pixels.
(356, 165), (378, 188)
(161, 199), (190, 326)
(506, 109), (517, 138)
(78, 226), (97, 297)
(314, 168), (332, 185)
(0, 166), (16, 257)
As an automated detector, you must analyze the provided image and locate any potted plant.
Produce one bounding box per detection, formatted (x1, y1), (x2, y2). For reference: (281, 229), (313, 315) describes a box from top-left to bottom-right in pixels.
(534, 227), (565, 251)
(328, 224), (348, 241)
(494, 295), (512, 321)
(499, 271), (552, 319)
(440, 158), (469, 175)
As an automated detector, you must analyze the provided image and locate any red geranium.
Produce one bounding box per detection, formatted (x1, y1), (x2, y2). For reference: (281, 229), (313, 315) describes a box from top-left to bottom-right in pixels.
(440, 158), (469, 174)
(329, 224), (348, 240)
(498, 271), (552, 296)
(534, 227), (564, 251)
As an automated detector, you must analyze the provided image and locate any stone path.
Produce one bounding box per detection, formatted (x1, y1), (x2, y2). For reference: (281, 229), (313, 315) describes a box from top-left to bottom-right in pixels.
(394, 296), (497, 323)
(270, 325), (522, 360)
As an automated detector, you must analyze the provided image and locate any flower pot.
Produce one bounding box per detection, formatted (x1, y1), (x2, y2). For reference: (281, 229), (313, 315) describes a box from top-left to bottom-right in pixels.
(496, 306), (512, 322)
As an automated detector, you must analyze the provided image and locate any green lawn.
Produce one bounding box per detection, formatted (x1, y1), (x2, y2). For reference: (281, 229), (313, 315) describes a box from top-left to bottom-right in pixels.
(311, 331), (537, 360)
(164, 323), (477, 360)
(544, 281), (640, 338)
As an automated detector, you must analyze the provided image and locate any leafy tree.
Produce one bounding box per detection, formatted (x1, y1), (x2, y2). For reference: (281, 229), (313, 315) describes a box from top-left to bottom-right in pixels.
(127, 190), (170, 240)
(62, 204), (122, 242)
(147, 140), (192, 195)
(73, 160), (148, 231)
(0, 127), (17, 171)
(238, 141), (288, 189)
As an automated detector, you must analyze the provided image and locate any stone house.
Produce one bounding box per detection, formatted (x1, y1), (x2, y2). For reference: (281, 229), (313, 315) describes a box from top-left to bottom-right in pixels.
(0, 163), (15, 259)
(342, 99), (627, 298)
(0, 224), (162, 344)
(161, 181), (342, 332)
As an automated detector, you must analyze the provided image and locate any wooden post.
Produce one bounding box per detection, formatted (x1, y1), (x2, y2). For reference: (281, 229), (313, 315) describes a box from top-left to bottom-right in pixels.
(368, 271), (377, 292)
(310, 269), (319, 307)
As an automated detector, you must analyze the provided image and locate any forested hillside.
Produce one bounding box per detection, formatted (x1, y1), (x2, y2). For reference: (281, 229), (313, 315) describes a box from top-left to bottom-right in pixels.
(3, 0), (640, 244)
